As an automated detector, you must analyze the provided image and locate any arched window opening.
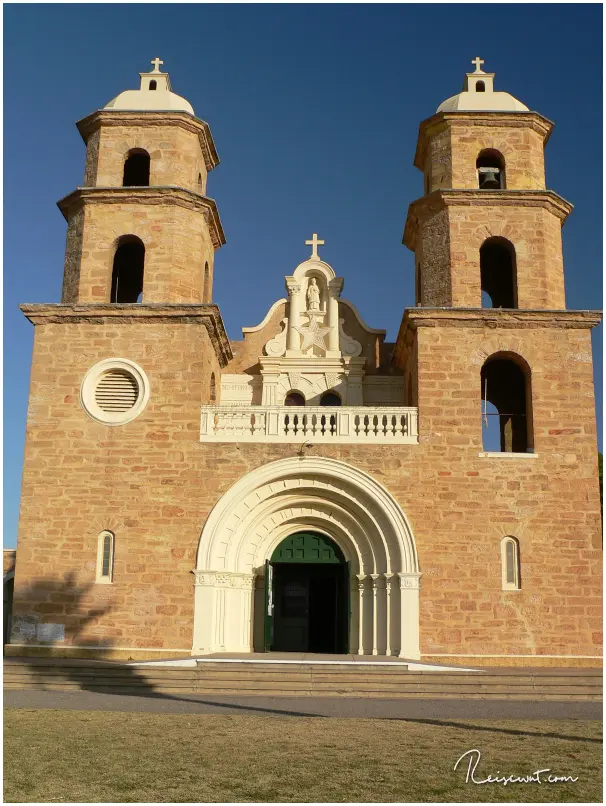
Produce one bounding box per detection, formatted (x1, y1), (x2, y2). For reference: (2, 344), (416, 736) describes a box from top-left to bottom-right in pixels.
(197, 173), (203, 190)
(320, 392), (342, 407)
(501, 536), (521, 590)
(111, 236), (145, 303)
(481, 354), (532, 453)
(122, 149), (150, 187)
(476, 148), (505, 189)
(149, 80), (157, 91)
(480, 237), (517, 308)
(203, 262), (211, 302)
(97, 531), (114, 583)
(284, 392), (305, 406)
(476, 80), (486, 92)
(210, 372), (217, 403)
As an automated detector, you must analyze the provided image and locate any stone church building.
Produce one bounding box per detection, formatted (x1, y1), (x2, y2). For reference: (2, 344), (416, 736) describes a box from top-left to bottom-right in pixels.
(7, 59), (602, 666)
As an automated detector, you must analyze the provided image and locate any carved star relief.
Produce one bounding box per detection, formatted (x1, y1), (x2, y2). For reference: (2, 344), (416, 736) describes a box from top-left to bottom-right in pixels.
(296, 317), (331, 353)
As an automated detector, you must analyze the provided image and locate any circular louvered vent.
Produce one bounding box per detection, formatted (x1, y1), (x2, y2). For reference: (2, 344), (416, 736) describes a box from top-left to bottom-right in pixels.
(94, 370), (138, 413)
(81, 358), (150, 425)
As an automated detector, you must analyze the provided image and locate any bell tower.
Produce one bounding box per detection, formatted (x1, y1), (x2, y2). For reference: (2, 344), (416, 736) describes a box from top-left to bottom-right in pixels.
(404, 57), (567, 311)
(58, 58), (225, 305)
(396, 58), (601, 465)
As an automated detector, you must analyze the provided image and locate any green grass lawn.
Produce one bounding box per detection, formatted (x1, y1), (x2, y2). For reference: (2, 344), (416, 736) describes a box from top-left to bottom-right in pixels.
(3, 709), (602, 802)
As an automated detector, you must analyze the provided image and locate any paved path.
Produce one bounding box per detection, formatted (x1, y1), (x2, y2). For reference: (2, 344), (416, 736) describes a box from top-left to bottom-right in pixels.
(4, 689), (602, 720)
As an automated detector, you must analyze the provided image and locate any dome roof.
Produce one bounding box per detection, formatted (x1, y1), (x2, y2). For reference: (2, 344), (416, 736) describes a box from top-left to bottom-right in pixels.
(104, 58), (194, 115)
(437, 58), (528, 113)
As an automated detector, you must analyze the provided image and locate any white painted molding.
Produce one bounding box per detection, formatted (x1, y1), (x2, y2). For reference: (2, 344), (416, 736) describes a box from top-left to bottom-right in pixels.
(80, 357), (150, 426)
(479, 452), (538, 459)
(200, 405), (419, 443)
(241, 299), (287, 334)
(192, 456), (421, 657)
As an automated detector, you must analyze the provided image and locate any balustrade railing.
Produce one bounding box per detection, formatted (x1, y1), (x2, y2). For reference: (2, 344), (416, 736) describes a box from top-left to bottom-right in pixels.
(200, 405), (418, 444)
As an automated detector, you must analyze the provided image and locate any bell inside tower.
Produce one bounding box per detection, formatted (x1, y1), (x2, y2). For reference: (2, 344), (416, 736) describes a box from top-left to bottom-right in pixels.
(476, 149), (505, 189)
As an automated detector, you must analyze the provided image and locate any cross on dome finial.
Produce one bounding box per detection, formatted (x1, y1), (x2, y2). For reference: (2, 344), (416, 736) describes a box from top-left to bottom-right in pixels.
(151, 57), (164, 73)
(471, 56), (485, 73)
(305, 233), (325, 259)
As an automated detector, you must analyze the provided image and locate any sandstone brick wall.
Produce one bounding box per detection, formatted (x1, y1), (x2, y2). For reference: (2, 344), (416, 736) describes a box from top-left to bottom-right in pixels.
(413, 199), (566, 309)
(12, 314), (222, 654)
(4, 550), (16, 576)
(10, 311), (601, 664)
(89, 123), (208, 194)
(408, 314), (602, 662)
(60, 196), (216, 304)
(423, 115), (548, 193)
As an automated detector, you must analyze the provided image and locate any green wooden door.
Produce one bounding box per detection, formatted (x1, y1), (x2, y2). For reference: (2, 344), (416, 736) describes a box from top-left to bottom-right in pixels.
(263, 559), (273, 652)
(270, 532), (345, 564)
(269, 532), (348, 653)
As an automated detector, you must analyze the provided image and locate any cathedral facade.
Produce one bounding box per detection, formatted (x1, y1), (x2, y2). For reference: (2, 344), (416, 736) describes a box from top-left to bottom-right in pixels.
(8, 59), (602, 666)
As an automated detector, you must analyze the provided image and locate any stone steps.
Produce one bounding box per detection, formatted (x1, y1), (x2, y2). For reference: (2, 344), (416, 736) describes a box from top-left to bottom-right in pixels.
(4, 659), (602, 700)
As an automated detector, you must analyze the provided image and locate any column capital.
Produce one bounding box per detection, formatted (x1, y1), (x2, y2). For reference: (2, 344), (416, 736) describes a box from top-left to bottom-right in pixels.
(370, 573), (386, 589)
(398, 572), (422, 590)
(285, 278), (302, 295)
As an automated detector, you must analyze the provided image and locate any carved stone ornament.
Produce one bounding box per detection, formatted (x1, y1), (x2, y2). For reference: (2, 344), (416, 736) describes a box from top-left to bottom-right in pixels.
(296, 314), (331, 354)
(399, 573), (421, 590)
(339, 318), (363, 357)
(325, 372), (341, 388)
(264, 318), (288, 357)
(288, 372), (303, 391)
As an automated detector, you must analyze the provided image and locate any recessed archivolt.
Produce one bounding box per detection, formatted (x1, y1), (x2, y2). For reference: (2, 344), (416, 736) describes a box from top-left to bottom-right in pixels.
(197, 456), (418, 577)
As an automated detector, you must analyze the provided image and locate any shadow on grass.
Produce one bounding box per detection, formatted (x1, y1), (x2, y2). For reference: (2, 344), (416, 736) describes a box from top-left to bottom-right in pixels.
(395, 717), (603, 744)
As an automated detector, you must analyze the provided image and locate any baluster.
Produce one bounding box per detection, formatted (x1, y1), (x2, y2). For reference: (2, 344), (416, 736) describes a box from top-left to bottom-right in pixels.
(329, 413), (336, 436)
(284, 413), (290, 436)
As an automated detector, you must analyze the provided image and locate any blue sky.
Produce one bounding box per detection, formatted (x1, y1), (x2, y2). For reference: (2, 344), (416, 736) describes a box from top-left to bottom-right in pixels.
(3, 3), (602, 548)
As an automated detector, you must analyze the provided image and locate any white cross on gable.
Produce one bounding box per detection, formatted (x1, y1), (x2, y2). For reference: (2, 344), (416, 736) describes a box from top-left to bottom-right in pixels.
(305, 233), (325, 259)
(471, 56), (485, 73)
(151, 57), (164, 73)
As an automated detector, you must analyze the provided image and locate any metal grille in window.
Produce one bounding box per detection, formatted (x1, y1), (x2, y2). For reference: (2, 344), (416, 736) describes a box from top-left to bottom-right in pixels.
(102, 534), (113, 578)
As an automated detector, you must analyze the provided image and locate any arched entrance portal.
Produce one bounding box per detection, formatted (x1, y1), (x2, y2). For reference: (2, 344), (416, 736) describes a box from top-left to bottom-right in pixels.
(194, 457), (421, 658)
(267, 532), (349, 653)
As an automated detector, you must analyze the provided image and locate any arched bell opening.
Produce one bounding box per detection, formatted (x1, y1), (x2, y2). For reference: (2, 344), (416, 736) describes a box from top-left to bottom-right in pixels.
(264, 532), (349, 654)
(122, 149), (150, 187)
(110, 236), (145, 303)
(480, 237), (517, 308)
(481, 352), (533, 453)
(477, 148), (505, 189)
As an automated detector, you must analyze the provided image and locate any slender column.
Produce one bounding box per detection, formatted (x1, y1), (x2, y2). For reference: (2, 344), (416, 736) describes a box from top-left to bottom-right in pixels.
(356, 574), (370, 655)
(370, 574), (385, 655)
(327, 278), (343, 353)
(349, 576), (360, 654)
(385, 574), (396, 656)
(398, 572), (422, 660)
(286, 280), (301, 352)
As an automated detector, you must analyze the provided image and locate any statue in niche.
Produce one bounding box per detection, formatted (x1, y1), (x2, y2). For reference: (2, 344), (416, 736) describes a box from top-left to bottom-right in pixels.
(306, 278), (321, 311)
